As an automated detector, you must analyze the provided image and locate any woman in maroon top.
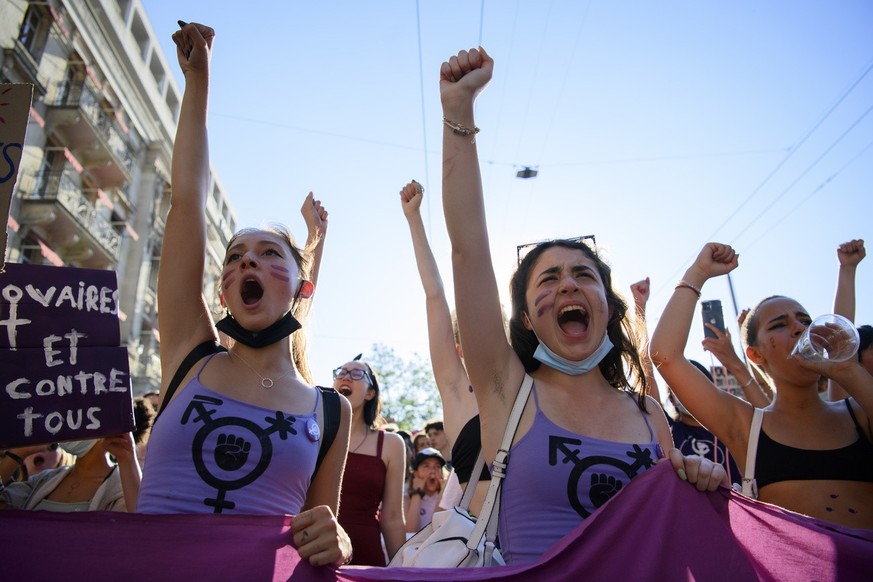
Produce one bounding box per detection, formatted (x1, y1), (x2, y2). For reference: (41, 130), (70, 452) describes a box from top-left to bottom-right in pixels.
(333, 359), (407, 565)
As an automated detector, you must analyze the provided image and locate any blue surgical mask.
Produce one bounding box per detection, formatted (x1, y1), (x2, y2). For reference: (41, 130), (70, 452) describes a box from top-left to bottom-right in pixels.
(532, 333), (614, 375)
(59, 439), (99, 457)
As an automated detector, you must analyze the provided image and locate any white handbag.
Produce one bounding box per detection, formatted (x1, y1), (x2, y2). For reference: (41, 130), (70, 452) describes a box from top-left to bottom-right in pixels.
(388, 374), (533, 568)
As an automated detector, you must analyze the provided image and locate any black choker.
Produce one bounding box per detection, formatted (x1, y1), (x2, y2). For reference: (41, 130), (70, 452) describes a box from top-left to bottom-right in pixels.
(215, 311), (301, 348)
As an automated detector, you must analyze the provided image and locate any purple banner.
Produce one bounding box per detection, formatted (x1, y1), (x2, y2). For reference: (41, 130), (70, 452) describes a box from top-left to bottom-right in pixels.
(0, 263), (132, 447)
(1, 463), (872, 581)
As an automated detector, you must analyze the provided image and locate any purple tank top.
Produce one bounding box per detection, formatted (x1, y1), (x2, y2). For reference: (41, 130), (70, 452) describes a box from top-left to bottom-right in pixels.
(137, 355), (320, 515)
(498, 384), (662, 564)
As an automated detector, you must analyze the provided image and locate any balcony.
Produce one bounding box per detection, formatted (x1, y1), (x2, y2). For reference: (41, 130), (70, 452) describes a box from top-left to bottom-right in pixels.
(127, 339), (162, 393)
(140, 286), (158, 327)
(2, 42), (47, 95)
(45, 81), (135, 188)
(18, 168), (123, 267)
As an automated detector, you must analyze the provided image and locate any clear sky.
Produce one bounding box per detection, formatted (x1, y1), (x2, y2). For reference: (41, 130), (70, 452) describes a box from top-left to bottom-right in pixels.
(141, 1), (872, 399)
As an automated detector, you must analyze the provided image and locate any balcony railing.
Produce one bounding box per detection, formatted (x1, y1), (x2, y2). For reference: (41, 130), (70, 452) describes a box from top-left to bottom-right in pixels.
(3, 42), (46, 93)
(50, 80), (135, 174)
(127, 341), (162, 387)
(141, 286), (158, 322)
(23, 169), (122, 259)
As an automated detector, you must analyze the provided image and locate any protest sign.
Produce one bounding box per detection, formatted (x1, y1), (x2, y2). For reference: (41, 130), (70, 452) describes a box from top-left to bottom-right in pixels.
(0, 262), (133, 448)
(0, 84), (33, 267)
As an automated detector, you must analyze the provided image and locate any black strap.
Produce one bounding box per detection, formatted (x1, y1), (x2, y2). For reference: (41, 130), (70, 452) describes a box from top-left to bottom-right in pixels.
(313, 386), (341, 479)
(157, 340), (226, 419)
(845, 398), (864, 435)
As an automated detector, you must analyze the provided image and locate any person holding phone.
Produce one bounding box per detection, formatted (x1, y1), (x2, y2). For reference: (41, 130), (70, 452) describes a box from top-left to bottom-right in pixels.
(651, 243), (873, 529)
(701, 322), (771, 408)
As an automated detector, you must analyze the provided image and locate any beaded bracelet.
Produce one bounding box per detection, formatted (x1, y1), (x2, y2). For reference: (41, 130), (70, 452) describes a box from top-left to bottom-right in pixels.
(443, 117), (480, 144)
(675, 280), (702, 299)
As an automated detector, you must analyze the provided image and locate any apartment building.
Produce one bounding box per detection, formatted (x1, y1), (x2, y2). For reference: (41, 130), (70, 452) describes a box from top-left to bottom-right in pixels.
(1, 0), (237, 394)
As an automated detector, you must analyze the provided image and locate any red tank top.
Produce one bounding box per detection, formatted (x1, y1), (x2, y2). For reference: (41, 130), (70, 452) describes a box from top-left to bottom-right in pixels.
(338, 430), (387, 566)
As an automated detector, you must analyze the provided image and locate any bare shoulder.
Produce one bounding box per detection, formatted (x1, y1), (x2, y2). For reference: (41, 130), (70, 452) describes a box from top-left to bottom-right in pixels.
(382, 431), (408, 465)
(382, 431), (407, 454)
(643, 394), (665, 414)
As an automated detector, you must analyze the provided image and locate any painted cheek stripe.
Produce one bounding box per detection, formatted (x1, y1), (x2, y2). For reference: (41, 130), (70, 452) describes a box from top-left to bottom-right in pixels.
(269, 265), (291, 282)
(534, 290), (551, 307)
(537, 301), (554, 318)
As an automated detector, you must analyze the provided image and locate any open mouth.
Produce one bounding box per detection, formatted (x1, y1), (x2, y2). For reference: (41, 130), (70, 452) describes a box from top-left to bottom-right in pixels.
(241, 278), (264, 305)
(337, 387), (352, 397)
(557, 305), (589, 336)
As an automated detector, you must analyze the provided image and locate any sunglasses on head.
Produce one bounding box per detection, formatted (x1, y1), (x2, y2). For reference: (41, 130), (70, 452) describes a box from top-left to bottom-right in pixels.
(333, 367), (372, 382)
(516, 234), (597, 264)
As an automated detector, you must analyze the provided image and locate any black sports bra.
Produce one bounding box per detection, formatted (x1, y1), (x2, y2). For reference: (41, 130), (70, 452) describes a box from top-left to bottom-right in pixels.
(755, 399), (873, 489)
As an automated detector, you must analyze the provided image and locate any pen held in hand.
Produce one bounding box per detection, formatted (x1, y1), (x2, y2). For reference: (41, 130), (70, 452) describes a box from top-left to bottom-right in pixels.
(177, 20), (191, 60)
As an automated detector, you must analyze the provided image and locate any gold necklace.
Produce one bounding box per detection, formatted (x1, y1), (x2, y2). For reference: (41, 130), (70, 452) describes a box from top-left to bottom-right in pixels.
(230, 350), (294, 389)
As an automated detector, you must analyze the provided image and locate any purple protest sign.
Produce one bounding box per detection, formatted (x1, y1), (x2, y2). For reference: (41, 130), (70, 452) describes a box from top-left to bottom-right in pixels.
(0, 262), (121, 348)
(0, 263), (132, 448)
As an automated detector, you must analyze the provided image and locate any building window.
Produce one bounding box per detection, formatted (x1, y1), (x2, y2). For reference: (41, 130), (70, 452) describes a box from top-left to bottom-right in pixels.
(18, 234), (45, 265)
(17, 5), (49, 59)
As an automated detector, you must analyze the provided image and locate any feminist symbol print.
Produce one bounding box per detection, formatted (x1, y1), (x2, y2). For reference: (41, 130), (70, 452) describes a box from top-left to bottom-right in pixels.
(549, 436), (656, 518)
(183, 394), (298, 513)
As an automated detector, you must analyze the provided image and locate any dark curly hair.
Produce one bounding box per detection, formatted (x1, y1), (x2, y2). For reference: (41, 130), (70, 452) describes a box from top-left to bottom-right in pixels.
(508, 239), (647, 411)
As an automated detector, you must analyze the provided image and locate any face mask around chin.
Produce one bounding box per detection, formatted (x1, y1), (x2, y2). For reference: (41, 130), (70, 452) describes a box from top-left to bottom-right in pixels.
(532, 332), (614, 375)
(58, 438), (99, 457)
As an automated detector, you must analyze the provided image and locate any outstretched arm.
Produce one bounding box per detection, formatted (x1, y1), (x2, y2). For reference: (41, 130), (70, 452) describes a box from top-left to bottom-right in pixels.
(650, 244), (752, 461)
(702, 325), (770, 408)
(400, 181), (476, 442)
(379, 432), (408, 559)
(833, 239), (865, 321)
(631, 278), (660, 402)
(301, 192), (329, 289)
(157, 22), (218, 394)
(440, 48), (522, 461)
(829, 239), (865, 401)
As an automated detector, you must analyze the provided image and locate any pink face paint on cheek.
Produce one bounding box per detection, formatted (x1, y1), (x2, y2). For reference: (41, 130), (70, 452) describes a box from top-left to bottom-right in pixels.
(269, 265), (291, 282)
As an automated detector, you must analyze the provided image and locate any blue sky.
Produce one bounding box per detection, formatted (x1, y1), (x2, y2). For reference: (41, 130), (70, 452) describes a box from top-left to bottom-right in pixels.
(142, 1), (873, 399)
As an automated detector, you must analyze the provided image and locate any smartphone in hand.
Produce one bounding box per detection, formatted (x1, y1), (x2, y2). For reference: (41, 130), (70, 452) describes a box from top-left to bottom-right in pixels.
(701, 299), (725, 339)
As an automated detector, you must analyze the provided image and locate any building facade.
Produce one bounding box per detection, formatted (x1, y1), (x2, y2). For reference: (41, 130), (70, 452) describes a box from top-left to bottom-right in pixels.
(1, 0), (237, 394)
